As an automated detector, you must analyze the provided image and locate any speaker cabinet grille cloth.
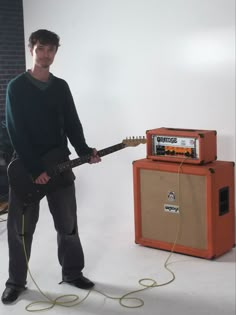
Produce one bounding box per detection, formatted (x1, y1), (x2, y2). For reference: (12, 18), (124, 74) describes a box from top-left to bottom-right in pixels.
(133, 159), (235, 259)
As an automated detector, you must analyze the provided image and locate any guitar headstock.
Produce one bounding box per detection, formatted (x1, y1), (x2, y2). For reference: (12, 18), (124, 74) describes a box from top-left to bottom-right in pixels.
(122, 136), (146, 147)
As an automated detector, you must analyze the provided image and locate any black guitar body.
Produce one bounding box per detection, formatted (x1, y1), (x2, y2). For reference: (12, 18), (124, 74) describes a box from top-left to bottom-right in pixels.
(7, 148), (75, 205)
(8, 159), (47, 204)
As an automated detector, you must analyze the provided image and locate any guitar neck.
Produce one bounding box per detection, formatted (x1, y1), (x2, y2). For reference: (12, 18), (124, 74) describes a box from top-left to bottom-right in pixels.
(55, 142), (126, 174)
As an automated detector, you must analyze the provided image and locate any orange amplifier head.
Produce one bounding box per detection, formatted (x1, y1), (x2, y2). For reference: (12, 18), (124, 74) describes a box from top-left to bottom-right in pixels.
(146, 127), (217, 164)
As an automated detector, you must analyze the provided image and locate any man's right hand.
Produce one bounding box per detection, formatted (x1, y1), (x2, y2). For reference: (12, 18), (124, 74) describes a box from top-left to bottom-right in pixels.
(34, 172), (51, 184)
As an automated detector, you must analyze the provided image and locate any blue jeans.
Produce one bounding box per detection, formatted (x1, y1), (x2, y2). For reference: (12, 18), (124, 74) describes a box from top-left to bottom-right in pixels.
(5, 183), (85, 290)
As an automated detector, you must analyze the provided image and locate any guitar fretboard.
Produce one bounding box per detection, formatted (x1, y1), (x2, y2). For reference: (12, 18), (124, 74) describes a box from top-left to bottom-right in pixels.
(54, 143), (126, 175)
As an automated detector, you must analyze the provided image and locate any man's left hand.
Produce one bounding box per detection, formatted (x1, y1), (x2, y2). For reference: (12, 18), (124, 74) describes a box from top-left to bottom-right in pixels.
(89, 149), (101, 164)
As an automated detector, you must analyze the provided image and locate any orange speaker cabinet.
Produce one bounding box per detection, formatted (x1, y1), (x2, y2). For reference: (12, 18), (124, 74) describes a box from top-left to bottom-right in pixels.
(133, 158), (235, 259)
(146, 127), (217, 164)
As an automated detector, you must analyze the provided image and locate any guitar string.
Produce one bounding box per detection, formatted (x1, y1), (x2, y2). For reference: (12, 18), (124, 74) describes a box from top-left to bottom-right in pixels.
(21, 157), (188, 312)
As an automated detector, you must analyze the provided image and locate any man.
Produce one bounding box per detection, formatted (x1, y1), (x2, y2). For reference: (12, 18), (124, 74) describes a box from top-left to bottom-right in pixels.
(1, 29), (101, 304)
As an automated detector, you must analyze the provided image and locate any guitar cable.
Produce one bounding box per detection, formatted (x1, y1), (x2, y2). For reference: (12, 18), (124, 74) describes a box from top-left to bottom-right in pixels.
(21, 157), (188, 312)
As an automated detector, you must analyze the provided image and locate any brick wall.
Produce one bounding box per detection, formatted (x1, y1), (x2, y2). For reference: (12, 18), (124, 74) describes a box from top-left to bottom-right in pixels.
(0, 0), (25, 154)
(0, 0), (25, 197)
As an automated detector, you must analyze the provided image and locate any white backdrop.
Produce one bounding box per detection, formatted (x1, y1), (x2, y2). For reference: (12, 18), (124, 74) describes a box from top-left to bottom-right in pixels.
(22, 0), (235, 223)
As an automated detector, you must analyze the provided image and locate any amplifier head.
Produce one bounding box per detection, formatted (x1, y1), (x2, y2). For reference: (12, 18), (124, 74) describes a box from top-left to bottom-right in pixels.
(146, 127), (217, 164)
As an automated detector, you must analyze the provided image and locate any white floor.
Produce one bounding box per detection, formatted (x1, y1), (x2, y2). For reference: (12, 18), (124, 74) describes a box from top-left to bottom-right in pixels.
(0, 157), (235, 315)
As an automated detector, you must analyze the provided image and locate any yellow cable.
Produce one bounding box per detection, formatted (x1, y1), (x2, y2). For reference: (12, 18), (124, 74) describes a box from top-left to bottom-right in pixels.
(21, 157), (188, 312)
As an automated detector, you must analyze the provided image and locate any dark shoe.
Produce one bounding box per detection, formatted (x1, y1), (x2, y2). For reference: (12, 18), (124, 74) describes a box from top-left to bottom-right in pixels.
(66, 275), (95, 290)
(1, 287), (25, 304)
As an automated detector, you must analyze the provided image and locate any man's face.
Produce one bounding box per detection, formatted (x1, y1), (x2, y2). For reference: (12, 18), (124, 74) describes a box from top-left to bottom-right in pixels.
(30, 41), (57, 69)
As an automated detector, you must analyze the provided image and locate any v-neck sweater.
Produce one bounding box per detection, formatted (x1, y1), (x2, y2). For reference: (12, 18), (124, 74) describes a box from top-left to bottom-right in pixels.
(6, 72), (92, 177)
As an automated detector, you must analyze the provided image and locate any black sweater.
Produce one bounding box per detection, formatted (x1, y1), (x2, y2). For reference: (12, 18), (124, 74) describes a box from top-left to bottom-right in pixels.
(6, 72), (93, 177)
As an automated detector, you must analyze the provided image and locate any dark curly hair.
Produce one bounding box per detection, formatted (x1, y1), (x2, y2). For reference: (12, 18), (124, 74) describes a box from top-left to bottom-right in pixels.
(28, 29), (60, 50)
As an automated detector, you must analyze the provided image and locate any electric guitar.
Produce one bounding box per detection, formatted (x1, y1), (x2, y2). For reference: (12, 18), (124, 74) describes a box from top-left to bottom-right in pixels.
(7, 137), (146, 205)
